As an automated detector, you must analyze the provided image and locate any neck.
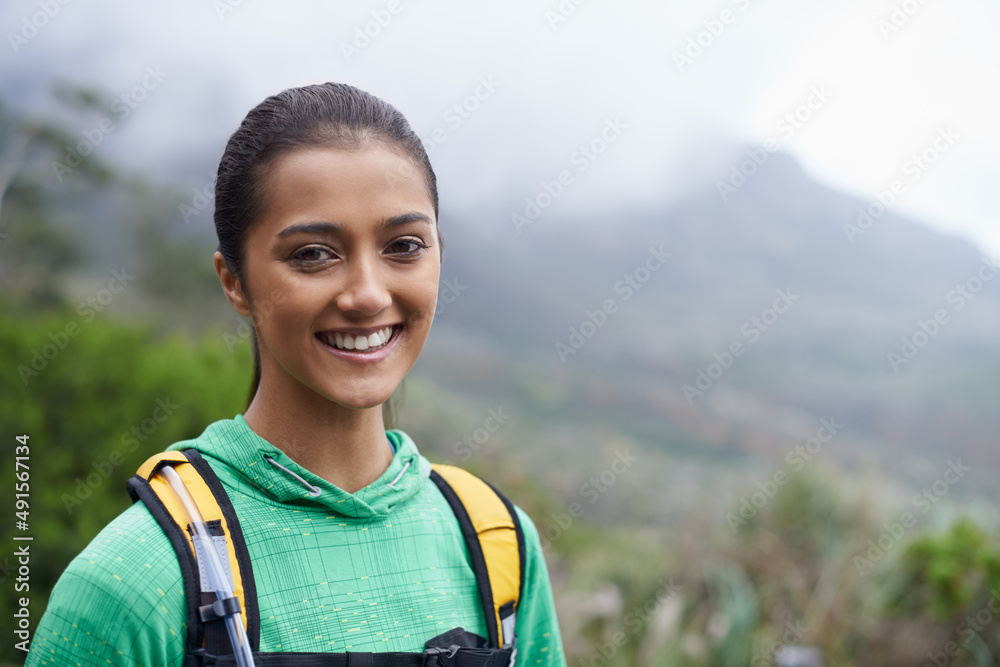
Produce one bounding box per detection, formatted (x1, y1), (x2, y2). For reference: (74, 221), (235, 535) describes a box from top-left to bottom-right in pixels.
(243, 368), (394, 495)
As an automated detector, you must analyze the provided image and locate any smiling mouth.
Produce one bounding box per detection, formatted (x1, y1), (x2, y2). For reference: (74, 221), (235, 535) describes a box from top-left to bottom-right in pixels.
(316, 325), (398, 352)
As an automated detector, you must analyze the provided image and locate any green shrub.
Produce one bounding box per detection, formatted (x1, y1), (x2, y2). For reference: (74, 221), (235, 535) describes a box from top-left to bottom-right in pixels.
(0, 311), (250, 663)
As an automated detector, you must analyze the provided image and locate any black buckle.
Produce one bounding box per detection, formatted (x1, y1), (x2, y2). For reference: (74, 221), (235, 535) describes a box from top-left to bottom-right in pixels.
(422, 644), (461, 667)
(198, 596), (242, 623)
(424, 644), (461, 659)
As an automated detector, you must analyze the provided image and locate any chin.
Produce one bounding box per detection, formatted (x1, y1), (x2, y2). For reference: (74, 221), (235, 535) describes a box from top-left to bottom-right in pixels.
(321, 386), (396, 412)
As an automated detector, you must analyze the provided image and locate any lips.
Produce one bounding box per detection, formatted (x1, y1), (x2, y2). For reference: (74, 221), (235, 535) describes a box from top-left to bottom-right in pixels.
(315, 325), (398, 352)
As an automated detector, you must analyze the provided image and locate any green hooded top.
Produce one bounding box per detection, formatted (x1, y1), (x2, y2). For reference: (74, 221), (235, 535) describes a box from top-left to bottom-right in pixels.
(25, 415), (565, 666)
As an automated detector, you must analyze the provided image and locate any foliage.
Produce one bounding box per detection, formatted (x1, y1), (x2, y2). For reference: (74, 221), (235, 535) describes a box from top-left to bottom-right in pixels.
(881, 520), (1000, 664)
(0, 310), (251, 663)
(540, 465), (1000, 666)
(892, 519), (1000, 621)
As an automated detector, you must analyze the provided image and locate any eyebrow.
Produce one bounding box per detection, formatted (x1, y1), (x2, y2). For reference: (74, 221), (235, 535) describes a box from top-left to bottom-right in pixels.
(276, 212), (433, 238)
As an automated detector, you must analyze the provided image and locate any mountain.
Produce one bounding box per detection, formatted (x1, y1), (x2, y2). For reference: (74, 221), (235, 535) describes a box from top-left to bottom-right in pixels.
(417, 148), (1000, 481)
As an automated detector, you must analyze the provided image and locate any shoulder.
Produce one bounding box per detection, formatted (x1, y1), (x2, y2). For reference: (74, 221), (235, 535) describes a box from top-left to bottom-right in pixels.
(50, 502), (184, 617)
(427, 464), (549, 587)
(493, 497), (566, 664)
(510, 505), (548, 586)
(424, 462), (540, 537)
(28, 499), (187, 665)
(516, 505), (547, 553)
(56, 498), (183, 592)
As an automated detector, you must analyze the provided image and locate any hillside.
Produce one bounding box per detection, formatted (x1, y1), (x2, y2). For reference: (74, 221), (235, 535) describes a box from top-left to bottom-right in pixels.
(415, 148), (1000, 487)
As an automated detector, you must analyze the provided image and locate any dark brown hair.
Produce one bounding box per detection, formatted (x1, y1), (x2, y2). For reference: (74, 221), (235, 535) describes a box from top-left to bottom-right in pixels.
(214, 82), (440, 427)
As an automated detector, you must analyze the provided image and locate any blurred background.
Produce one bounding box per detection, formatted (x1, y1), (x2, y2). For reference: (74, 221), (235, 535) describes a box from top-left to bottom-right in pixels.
(2, 1), (999, 665)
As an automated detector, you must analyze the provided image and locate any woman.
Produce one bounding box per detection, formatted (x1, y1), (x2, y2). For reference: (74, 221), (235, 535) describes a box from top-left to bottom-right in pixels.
(26, 82), (564, 666)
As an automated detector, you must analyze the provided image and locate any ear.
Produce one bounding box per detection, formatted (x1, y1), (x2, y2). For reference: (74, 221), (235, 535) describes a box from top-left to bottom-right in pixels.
(214, 251), (252, 317)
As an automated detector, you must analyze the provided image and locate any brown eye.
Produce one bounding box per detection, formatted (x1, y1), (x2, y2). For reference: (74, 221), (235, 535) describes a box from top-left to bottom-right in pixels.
(291, 246), (334, 263)
(386, 239), (428, 257)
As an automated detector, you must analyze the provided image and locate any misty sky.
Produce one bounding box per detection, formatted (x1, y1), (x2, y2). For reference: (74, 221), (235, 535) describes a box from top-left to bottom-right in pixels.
(3, 0), (998, 253)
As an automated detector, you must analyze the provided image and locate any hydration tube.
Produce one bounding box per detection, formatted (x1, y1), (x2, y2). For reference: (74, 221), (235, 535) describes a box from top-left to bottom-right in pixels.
(159, 465), (256, 667)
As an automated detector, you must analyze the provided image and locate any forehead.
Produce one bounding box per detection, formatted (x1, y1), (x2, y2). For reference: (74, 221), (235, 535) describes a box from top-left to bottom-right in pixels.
(256, 145), (435, 231)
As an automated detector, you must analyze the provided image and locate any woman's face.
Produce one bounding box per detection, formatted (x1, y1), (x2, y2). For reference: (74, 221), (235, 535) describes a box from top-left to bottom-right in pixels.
(218, 144), (440, 412)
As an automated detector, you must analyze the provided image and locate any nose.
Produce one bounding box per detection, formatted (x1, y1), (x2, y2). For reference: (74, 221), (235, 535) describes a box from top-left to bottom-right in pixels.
(335, 254), (392, 316)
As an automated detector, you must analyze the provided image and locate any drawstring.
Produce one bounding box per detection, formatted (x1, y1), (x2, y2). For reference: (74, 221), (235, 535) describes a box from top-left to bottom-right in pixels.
(387, 460), (411, 489)
(265, 439), (405, 495)
(265, 456), (322, 497)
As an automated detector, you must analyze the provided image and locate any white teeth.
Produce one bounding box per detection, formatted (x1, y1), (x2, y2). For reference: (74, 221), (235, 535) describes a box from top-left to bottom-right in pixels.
(323, 326), (395, 351)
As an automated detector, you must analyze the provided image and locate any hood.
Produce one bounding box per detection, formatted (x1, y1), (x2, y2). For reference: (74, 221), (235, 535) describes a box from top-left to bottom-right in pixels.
(166, 414), (432, 520)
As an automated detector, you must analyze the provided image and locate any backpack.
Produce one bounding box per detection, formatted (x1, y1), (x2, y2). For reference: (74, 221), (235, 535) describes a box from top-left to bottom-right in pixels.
(127, 449), (525, 666)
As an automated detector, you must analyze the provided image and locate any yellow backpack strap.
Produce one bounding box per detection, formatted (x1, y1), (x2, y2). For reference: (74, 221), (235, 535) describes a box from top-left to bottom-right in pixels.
(430, 464), (525, 650)
(127, 450), (260, 659)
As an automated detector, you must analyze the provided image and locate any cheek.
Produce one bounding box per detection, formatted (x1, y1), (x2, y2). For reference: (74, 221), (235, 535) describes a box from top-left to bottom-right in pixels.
(239, 263), (301, 330)
(398, 261), (440, 301)
(255, 294), (312, 345)
(417, 274), (441, 309)
(421, 278), (440, 306)
(399, 276), (439, 326)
